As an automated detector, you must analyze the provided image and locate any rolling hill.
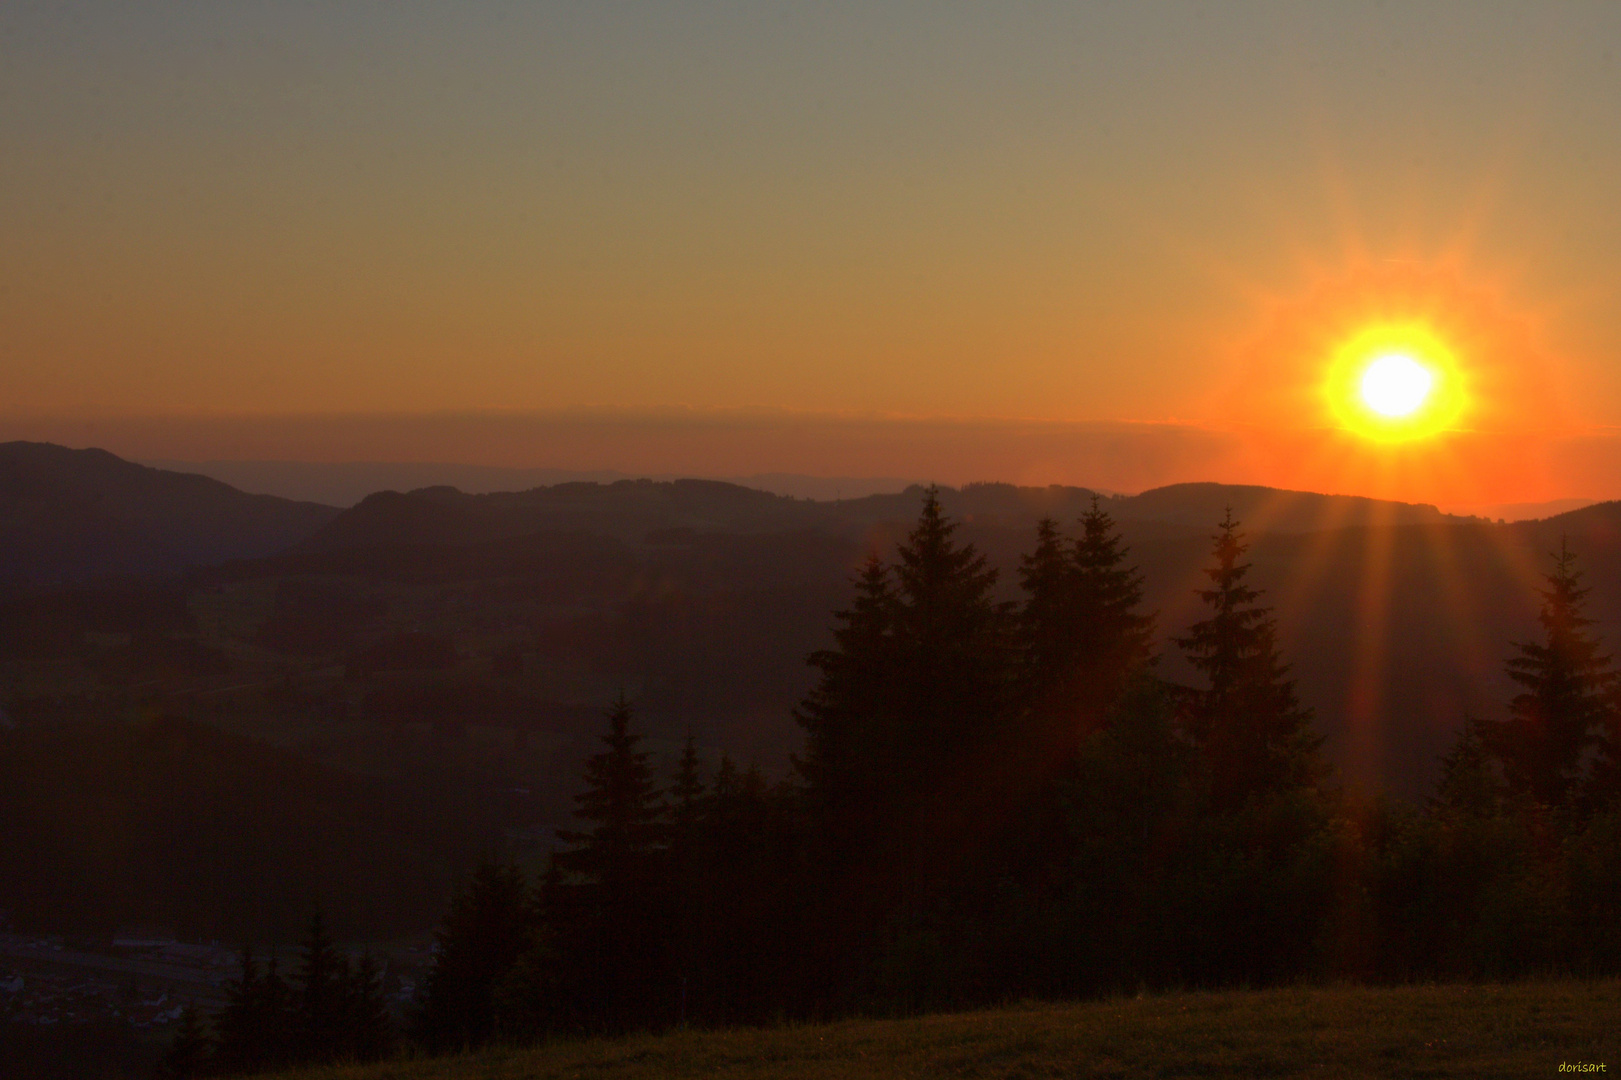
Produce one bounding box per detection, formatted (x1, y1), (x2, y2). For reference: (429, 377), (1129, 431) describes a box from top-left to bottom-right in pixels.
(0, 442), (340, 584)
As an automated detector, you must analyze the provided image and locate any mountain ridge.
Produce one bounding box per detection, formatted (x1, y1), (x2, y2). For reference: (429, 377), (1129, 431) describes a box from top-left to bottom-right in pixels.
(294, 476), (1460, 555)
(0, 442), (341, 584)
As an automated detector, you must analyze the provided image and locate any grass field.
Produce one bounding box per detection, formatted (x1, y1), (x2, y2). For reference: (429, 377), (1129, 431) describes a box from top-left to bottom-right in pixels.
(271, 980), (1619, 1080)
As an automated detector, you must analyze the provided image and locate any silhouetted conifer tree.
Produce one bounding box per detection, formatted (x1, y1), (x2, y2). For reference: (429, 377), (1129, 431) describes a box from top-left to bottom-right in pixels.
(712, 751), (740, 801)
(554, 694), (667, 888)
(550, 695), (672, 1028)
(341, 951), (394, 1063)
(671, 731), (706, 848)
(1431, 715), (1506, 820)
(293, 911), (344, 1060)
(1072, 496), (1154, 708)
(689, 754), (806, 1024)
(411, 860), (533, 1053)
(668, 731), (707, 1027)
(158, 1003), (211, 1079)
(794, 555), (898, 856)
(794, 489), (1018, 1005)
(1018, 517), (1077, 695)
(796, 487), (1014, 904)
(1175, 510), (1323, 811)
(1494, 540), (1618, 811)
(889, 488), (1012, 777)
(1018, 498), (1154, 732)
(215, 946), (293, 1074)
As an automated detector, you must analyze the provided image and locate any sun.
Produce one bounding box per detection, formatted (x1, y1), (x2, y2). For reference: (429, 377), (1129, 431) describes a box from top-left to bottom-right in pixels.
(1324, 323), (1466, 442)
(1360, 354), (1432, 417)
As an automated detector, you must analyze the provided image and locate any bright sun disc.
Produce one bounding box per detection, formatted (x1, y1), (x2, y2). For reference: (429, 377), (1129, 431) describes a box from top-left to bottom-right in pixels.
(1360, 354), (1433, 417)
(1323, 323), (1466, 442)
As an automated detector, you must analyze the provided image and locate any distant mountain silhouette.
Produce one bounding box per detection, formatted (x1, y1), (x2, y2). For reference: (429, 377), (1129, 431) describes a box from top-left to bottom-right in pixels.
(1444, 496), (1599, 522)
(141, 458), (916, 506)
(295, 477), (1454, 555)
(0, 442), (339, 584)
(297, 479), (833, 552)
(1112, 482), (1449, 532)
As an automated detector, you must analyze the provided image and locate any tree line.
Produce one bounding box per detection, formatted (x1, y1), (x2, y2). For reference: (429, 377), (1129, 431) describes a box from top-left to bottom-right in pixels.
(178, 490), (1621, 1071)
(159, 914), (392, 1076)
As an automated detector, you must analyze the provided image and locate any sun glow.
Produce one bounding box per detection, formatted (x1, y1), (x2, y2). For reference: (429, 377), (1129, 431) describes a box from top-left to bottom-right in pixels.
(1325, 324), (1466, 442)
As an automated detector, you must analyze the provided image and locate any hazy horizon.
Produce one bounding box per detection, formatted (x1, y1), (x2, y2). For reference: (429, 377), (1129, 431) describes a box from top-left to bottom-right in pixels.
(5, 406), (1617, 514)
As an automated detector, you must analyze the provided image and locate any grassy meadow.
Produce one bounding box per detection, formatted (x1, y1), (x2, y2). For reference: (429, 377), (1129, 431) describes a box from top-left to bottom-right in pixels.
(272, 980), (1618, 1080)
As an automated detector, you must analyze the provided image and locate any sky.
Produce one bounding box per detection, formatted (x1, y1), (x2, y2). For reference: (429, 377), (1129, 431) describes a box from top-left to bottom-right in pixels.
(4, 2), (1621, 506)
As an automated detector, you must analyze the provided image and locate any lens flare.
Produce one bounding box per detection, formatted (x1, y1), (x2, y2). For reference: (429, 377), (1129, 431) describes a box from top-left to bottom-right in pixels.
(1325, 324), (1466, 442)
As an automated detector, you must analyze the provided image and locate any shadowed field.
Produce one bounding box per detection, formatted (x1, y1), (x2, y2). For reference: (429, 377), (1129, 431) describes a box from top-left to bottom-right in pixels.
(272, 980), (1618, 1080)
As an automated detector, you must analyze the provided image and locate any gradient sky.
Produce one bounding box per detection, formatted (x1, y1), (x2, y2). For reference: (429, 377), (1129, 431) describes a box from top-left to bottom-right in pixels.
(5, 2), (1621, 503)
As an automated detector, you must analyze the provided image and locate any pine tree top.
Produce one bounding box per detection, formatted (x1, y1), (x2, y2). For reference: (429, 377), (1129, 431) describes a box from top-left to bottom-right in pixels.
(1175, 510), (1322, 808)
(554, 695), (667, 883)
(1176, 510), (1271, 694)
(672, 731), (707, 829)
(894, 487), (1001, 617)
(1498, 539), (1618, 810)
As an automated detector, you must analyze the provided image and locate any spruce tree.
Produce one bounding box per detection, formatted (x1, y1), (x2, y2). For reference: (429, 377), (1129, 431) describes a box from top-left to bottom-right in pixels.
(794, 555), (899, 854)
(550, 695), (672, 1028)
(712, 751), (741, 804)
(259, 957), (294, 1063)
(671, 731), (706, 847)
(797, 489), (1012, 857)
(1496, 539), (1618, 810)
(411, 861), (533, 1053)
(554, 694), (667, 890)
(1018, 517), (1077, 696)
(1431, 715), (1506, 820)
(668, 730), (707, 1025)
(340, 952), (394, 1063)
(1175, 510), (1322, 811)
(159, 1003), (212, 1079)
(293, 911), (343, 1061)
(212, 946), (263, 1074)
(1017, 498), (1151, 732)
(215, 946), (294, 1074)
(1072, 496), (1154, 708)
(888, 487), (1012, 781)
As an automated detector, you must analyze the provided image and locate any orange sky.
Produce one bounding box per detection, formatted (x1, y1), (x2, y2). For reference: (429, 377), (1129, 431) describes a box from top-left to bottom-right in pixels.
(4, 4), (1621, 506)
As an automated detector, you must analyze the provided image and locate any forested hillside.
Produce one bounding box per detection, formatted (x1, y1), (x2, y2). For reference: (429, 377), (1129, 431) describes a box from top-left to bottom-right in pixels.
(4, 446), (1621, 948)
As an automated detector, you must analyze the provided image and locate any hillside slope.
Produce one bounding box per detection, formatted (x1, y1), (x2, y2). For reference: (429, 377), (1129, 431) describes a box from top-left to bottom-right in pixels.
(272, 981), (1618, 1080)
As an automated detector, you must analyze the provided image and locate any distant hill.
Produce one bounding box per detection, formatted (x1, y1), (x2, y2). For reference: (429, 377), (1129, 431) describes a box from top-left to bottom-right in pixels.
(0, 442), (340, 584)
(297, 478), (834, 552)
(294, 477), (1454, 555)
(1113, 481), (1449, 531)
(141, 458), (918, 506)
